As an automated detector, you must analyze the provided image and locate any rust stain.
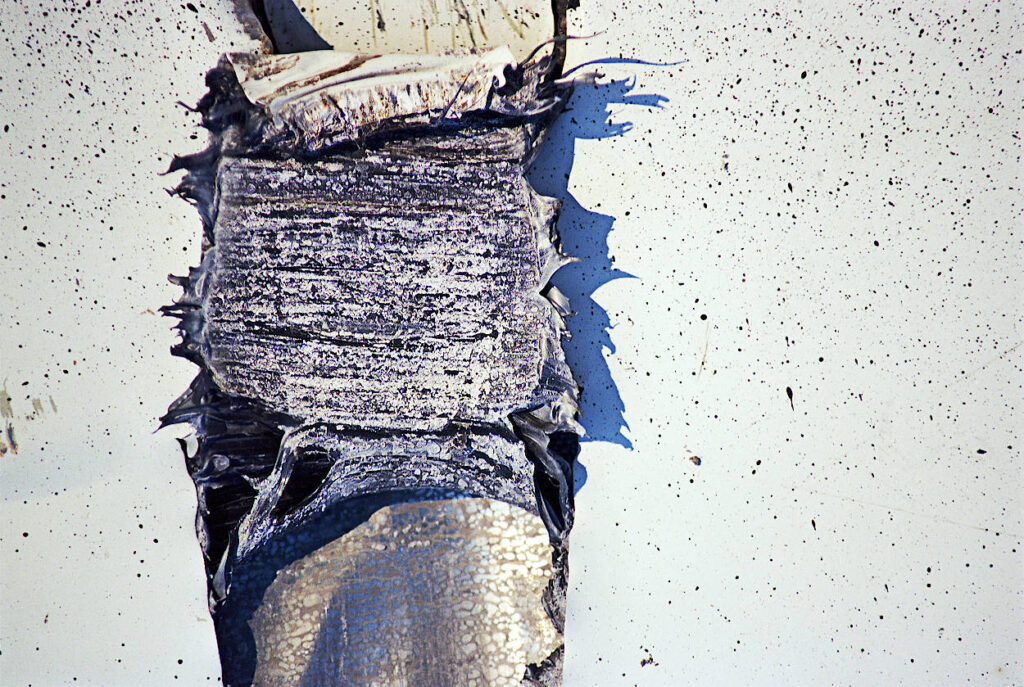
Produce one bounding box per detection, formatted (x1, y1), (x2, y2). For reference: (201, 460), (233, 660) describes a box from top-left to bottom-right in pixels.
(477, 13), (489, 42)
(235, 53), (301, 82)
(284, 55), (379, 93)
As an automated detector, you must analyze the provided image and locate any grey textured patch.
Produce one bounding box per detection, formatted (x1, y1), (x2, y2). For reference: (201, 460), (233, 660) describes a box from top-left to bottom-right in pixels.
(205, 137), (573, 431)
(235, 425), (540, 559)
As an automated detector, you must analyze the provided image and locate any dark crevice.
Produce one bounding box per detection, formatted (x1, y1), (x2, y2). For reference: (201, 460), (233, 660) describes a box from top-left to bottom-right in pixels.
(247, 0), (278, 52)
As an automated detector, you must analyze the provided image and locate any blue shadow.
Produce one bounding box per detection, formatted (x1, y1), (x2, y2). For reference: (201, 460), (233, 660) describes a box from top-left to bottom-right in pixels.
(529, 78), (669, 468)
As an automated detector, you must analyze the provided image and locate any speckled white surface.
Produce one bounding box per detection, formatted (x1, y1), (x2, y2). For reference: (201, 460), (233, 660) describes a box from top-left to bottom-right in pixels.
(0, 2), (261, 684)
(1, 1), (1021, 686)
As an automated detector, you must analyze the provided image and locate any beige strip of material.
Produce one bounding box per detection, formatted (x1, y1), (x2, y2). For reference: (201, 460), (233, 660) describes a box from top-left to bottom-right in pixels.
(264, 0), (554, 61)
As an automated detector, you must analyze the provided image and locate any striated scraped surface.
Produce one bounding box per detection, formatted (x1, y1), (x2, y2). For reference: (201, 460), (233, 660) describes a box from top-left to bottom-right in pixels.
(206, 134), (573, 430)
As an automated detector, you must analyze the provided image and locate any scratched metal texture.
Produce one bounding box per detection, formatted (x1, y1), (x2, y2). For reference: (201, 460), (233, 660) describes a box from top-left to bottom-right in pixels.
(159, 45), (579, 686)
(206, 139), (572, 431)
